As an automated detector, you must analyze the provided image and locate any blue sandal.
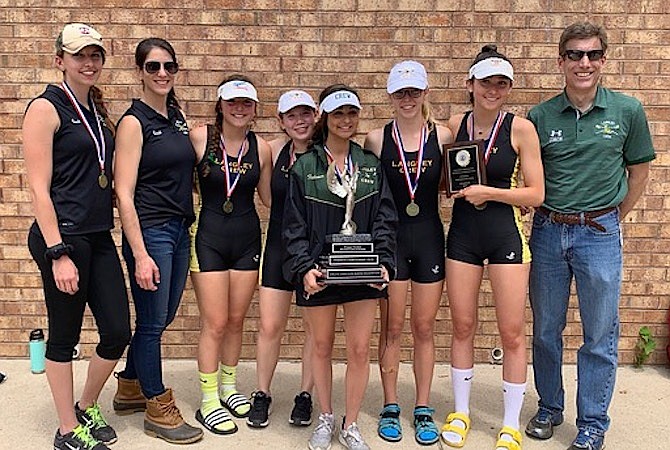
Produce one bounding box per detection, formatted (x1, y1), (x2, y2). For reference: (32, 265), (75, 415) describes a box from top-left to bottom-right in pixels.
(414, 406), (439, 445)
(378, 403), (402, 442)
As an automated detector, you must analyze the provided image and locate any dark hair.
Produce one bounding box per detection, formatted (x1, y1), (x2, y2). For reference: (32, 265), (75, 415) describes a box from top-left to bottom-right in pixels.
(201, 74), (257, 178)
(135, 38), (180, 110)
(559, 22), (608, 56)
(311, 84), (360, 146)
(467, 44), (511, 104)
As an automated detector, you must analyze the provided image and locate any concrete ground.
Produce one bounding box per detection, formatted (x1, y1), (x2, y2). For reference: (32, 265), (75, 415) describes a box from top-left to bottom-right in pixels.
(0, 359), (668, 449)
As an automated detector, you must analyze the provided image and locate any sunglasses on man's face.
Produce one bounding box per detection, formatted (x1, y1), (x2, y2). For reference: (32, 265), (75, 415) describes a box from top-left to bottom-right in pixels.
(562, 49), (605, 62)
(391, 88), (423, 100)
(144, 61), (179, 74)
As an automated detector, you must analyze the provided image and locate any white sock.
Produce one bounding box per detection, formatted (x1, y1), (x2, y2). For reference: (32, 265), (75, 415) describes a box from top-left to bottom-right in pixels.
(502, 380), (526, 431)
(442, 367), (474, 445)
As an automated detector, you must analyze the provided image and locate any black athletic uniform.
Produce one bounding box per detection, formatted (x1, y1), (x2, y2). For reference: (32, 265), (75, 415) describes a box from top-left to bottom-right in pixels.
(380, 122), (445, 282)
(283, 142), (398, 307)
(446, 112), (530, 265)
(261, 140), (298, 291)
(190, 125), (262, 272)
(27, 85), (130, 363)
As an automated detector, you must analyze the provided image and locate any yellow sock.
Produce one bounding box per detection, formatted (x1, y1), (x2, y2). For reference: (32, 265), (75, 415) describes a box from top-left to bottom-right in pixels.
(219, 363), (237, 397)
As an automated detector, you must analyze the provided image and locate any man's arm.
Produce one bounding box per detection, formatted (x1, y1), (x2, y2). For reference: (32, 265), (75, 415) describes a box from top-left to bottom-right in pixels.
(619, 162), (650, 220)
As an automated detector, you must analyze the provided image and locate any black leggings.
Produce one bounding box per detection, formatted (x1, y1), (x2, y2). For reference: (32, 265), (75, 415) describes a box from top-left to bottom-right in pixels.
(28, 225), (131, 362)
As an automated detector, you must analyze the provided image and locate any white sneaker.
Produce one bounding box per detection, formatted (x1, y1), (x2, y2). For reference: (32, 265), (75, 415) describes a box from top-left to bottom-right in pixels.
(339, 421), (370, 450)
(308, 412), (335, 450)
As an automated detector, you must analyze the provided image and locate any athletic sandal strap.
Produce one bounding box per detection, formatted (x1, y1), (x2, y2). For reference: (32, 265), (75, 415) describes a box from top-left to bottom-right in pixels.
(414, 407), (439, 445)
(440, 412), (471, 448)
(221, 392), (251, 418)
(378, 404), (402, 442)
(195, 408), (238, 435)
(495, 426), (522, 450)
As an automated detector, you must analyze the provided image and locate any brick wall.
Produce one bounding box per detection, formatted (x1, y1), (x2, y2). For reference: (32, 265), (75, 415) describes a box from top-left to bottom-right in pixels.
(1, 1), (668, 365)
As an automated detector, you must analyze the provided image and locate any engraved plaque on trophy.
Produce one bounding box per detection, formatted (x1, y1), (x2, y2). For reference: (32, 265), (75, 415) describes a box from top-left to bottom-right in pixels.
(318, 161), (386, 285)
(443, 140), (487, 197)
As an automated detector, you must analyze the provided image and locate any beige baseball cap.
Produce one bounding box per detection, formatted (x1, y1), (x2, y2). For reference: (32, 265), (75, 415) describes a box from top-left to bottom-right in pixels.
(56, 23), (105, 54)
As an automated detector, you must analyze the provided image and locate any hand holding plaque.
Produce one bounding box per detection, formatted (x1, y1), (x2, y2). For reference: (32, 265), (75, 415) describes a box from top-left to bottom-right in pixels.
(319, 162), (386, 285)
(443, 140), (487, 197)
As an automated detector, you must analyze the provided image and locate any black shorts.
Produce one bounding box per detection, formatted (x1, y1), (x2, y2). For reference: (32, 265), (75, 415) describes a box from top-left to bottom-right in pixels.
(296, 284), (387, 307)
(446, 201), (530, 266)
(28, 225), (130, 362)
(395, 218), (445, 283)
(190, 209), (261, 272)
(261, 219), (293, 291)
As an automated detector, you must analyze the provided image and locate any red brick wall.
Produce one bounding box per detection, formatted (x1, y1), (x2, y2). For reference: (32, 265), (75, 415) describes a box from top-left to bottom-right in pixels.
(1, 1), (668, 364)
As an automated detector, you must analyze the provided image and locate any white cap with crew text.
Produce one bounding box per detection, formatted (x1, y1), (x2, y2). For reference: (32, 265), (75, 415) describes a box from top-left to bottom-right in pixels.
(217, 80), (259, 102)
(468, 57), (514, 81)
(319, 90), (361, 113)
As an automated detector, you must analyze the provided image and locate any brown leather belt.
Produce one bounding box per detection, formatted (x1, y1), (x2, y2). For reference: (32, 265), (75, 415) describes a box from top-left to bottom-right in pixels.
(536, 206), (616, 232)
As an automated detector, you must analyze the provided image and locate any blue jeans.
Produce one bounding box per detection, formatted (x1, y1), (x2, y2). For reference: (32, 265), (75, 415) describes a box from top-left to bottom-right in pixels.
(529, 209), (622, 436)
(120, 218), (190, 399)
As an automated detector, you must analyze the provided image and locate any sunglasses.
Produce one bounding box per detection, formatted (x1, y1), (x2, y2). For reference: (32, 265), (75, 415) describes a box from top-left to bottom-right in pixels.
(562, 49), (605, 62)
(144, 61), (179, 74)
(391, 88), (423, 100)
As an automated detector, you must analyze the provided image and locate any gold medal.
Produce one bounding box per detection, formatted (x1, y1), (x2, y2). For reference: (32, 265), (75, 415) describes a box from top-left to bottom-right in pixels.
(405, 201), (420, 217)
(98, 173), (109, 189)
(222, 199), (233, 214)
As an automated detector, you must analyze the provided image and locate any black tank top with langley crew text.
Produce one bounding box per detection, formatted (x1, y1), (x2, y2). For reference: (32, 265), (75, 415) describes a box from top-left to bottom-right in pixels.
(380, 122), (442, 222)
(30, 85), (115, 235)
(119, 99), (196, 228)
(455, 111), (517, 190)
(196, 126), (261, 218)
(269, 140), (306, 223)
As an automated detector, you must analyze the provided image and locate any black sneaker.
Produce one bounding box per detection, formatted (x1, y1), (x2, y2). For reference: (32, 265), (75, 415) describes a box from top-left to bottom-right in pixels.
(75, 402), (118, 445)
(54, 424), (109, 450)
(289, 391), (312, 426)
(246, 391), (272, 428)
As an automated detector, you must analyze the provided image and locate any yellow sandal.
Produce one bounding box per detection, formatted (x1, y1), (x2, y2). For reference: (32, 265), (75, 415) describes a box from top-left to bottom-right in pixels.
(440, 412), (471, 448)
(495, 426), (522, 450)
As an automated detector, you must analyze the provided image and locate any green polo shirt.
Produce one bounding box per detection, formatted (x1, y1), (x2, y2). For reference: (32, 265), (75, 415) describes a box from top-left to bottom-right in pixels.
(528, 86), (655, 213)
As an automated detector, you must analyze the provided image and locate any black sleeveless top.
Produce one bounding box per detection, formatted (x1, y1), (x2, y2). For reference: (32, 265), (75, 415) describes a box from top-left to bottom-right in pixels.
(380, 122), (442, 222)
(269, 140), (294, 223)
(119, 99), (196, 228)
(455, 112), (517, 190)
(196, 126), (261, 217)
(30, 85), (114, 235)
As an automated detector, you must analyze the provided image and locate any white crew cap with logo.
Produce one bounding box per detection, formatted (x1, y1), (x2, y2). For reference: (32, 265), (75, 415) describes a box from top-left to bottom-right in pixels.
(278, 90), (317, 114)
(58, 23), (105, 54)
(468, 57), (514, 81)
(319, 90), (361, 113)
(387, 60), (428, 94)
(217, 80), (259, 102)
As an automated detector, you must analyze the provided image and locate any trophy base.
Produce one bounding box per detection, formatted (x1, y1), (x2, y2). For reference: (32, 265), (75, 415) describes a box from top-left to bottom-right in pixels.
(320, 233), (385, 285)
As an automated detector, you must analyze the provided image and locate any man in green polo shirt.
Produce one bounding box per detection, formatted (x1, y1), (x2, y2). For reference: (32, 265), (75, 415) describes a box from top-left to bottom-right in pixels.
(524, 22), (655, 450)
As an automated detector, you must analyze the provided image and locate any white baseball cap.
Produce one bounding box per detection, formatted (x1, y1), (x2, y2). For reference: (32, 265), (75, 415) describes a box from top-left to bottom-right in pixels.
(57, 23), (105, 54)
(277, 90), (317, 114)
(319, 90), (361, 113)
(217, 80), (259, 102)
(468, 57), (514, 81)
(387, 60), (428, 94)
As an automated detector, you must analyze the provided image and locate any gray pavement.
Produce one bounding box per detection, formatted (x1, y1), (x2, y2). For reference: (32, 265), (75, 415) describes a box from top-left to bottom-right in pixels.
(0, 359), (668, 449)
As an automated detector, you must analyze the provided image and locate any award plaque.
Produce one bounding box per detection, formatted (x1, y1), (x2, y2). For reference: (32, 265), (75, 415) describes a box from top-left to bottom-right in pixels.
(318, 161), (386, 285)
(443, 140), (487, 196)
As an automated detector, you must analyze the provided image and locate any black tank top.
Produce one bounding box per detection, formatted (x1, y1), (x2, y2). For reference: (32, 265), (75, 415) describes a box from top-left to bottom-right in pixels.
(380, 122), (442, 222)
(196, 126), (261, 217)
(455, 111), (517, 189)
(119, 99), (196, 228)
(31, 85), (114, 235)
(269, 140), (294, 223)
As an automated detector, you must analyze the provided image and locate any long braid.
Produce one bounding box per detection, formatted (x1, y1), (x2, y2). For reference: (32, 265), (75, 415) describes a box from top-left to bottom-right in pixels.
(89, 85), (115, 136)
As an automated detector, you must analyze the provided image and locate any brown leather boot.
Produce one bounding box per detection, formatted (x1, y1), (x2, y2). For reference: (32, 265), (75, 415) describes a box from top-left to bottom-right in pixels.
(144, 388), (203, 444)
(113, 372), (146, 415)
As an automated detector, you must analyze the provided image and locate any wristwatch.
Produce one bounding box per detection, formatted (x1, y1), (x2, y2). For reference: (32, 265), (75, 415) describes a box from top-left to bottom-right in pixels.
(44, 242), (73, 261)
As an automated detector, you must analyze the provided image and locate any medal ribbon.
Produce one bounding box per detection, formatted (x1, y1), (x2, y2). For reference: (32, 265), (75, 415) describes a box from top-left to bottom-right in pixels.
(323, 145), (353, 185)
(392, 120), (427, 203)
(60, 82), (106, 174)
(468, 111), (506, 164)
(220, 134), (247, 200)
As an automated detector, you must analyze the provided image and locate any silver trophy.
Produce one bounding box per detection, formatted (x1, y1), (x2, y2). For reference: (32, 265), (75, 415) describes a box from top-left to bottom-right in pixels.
(319, 161), (385, 285)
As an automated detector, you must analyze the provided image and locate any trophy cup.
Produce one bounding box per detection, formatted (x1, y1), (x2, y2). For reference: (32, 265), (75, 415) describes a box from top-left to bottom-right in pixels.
(318, 162), (386, 285)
